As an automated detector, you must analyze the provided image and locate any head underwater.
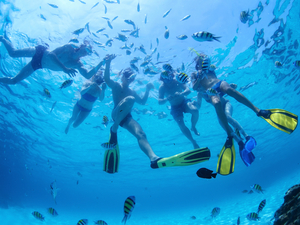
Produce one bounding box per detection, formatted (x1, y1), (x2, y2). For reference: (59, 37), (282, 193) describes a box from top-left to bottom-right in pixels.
(93, 72), (104, 85)
(122, 68), (136, 82)
(160, 70), (174, 81)
(71, 43), (93, 55)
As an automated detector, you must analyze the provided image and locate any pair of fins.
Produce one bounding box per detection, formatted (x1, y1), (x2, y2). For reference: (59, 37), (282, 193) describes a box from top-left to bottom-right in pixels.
(217, 108), (298, 176)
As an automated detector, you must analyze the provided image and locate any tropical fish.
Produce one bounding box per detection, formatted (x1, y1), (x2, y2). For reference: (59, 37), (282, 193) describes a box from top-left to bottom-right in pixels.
(96, 28), (106, 33)
(103, 4), (107, 13)
(32, 211), (45, 221)
(145, 14), (147, 24)
(77, 219), (88, 225)
(251, 184), (264, 193)
(192, 31), (221, 42)
(101, 142), (117, 149)
(275, 61), (283, 68)
(130, 63), (139, 73)
(246, 212), (260, 221)
(196, 168), (217, 179)
(47, 207), (58, 216)
(248, 190), (254, 194)
(237, 216), (240, 225)
(69, 37), (79, 43)
(107, 20), (113, 29)
(209, 64), (216, 71)
(206, 88), (218, 96)
(156, 38), (159, 46)
(124, 20), (136, 29)
(294, 60), (300, 68)
(176, 72), (190, 84)
(240, 10), (249, 24)
(157, 52), (160, 61)
(163, 8), (172, 18)
(122, 196), (136, 225)
(106, 39), (113, 47)
(257, 199), (266, 213)
(176, 35), (188, 40)
(137, 2), (140, 12)
(202, 58), (211, 72)
(60, 79), (73, 89)
(44, 88), (51, 98)
(190, 216), (196, 220)
(40, 14), (46, 20)
(102, 116), (109, 127)
(72, 28), (85, 35)
(112, 16), (118, 22)
(94, 220), (108, 225)
(50, 180), (59, 204)
(211, 207), (220, 218)
(91, 2), (99, 9)
(50, 101), (57, 113)
(78, 0), (86, 4)
(126, 50), (131, 55)
(115, 33), (128, 42)
(180, 15), (191, 21)
(163, 64), (173, 72)
(85, 22), (91, 34)
(164, 26), (169, 39)
(48, 3), (58, 8)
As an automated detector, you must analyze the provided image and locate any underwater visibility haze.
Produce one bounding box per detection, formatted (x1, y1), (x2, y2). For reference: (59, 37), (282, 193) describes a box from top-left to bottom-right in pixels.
(0, 0), (300, 224)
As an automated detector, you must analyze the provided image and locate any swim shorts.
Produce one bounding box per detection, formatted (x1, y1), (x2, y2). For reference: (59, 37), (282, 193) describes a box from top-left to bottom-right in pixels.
(31, 45), (47, 71)
(170, 99), (191, 120)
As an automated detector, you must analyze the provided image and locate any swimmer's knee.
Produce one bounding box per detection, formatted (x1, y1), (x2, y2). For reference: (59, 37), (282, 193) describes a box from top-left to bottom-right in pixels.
(212, 98), (221, 107)
(9, 78), (18, 85)
(136, 130), (147, 140)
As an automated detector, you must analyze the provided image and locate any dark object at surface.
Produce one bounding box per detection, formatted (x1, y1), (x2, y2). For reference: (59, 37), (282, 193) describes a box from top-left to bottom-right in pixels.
(273, 184), (300, 225)
(196, 168), (217, 179)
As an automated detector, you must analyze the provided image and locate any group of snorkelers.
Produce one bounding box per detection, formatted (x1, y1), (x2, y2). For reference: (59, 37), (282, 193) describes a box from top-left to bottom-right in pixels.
(0, 36), (298, 176)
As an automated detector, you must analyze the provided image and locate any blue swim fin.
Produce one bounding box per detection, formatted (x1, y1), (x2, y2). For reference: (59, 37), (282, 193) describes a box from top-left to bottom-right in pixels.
(238, 137), (256, 167)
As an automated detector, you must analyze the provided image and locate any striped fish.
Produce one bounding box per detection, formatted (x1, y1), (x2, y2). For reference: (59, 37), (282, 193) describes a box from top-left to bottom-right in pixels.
(176, 72), (190, 84)
(211, 207), (220, 218)
(257, 199), (266, 213)
(246, 212), (260, 221)
(101, 142), (117, 149)
(47, 207), (58, 216)
(202, 58), (211, 72)
(275, 61), (283, 68)
(77, 219), (88, 225)
(94, 220), (108, 225)
(122, 196), (136, 225)
(44, 88), (51, 98)
(251, 184), (264, 193)
(192, 31), (221, 42)
(163, 64), (173, 72)
(60, 79), (73, 89)
(32, 211), (45, 221)
(240, 10), (249, 24)
(206, 88), (218, 96)
(294, 60), (300, 68)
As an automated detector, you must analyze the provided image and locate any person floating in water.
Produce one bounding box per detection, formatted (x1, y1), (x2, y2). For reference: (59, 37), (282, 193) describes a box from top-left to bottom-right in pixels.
(0, 36), (104, 85)
(158, 65), (200, 149)
(101, 54), (211, 171)
(65, 71), (106, 134)
(191, 54), (298, 175)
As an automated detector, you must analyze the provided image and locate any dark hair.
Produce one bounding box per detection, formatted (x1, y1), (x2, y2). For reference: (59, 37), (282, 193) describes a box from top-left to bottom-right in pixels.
(92, 71), (104, 85)
(122, 68), (134, 78)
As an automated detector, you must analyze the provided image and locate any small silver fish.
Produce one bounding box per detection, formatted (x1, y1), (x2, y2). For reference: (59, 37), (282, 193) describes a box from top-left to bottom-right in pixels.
(192, 31), (221, 42)
(102, 17), (110, 20)
(107, 20), (113, 29)
(137, 2), (140, 12)
(104, 0), (117, 3)
(69, 37), (79, 43)
(126, 50), (131, 55)
(164, 26), (169, 39)
(156, 38), (159, 46)
(180, 15), (191, 21)
(176, 35), (188, 40)
(40, 14), (46, 20)
(115, 33), (128, 42)
(50, 180), (59, 204)
(130, 28), (140, 38)
(140, 60), (151, 67)
(130, 57), (141, 64)
(163, 8), (172, 18)
(91, 2), (99, 9)
(102, 33), (109, 38)
(157, 52), (160, 61)
(96, 28), (106, 33)
(130, 63), (139, 73)
(151, 47), (157, 55)
(145, 14), (147, 24)
(85, 22), (91, 34)
(112, 16), (118, 22)
(120, 43), (130, 49)
(121, 29), (131, 32)
(48, 3), (58, 8)
(106, 39), (113, 47)
(50, 101), (57, 113)
(72, 28), (84, 35)
(103, 4), (107, 13)
(78, 0), (86, 4)
(129, 43), (134, 48)
(124, 19), (136, 29)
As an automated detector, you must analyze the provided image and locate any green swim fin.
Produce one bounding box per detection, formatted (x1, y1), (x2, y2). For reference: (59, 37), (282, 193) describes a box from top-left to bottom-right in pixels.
(216, 137), (235, 175)
(258, 109), (298, 134)
(151, 147), (211, 169)
(103, 144), (120, 174)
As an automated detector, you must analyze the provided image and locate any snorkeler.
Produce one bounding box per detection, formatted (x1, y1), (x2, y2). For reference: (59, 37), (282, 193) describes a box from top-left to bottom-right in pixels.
(158, 65), (200, 149)
(191, 54), (298, 175)
(65, 71), (106, 134)
(101, 54), (211, 173)
(0, 35), (104, 85)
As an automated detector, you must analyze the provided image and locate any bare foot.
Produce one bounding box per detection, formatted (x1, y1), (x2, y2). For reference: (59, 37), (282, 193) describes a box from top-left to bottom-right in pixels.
(191, 126), (200, 136)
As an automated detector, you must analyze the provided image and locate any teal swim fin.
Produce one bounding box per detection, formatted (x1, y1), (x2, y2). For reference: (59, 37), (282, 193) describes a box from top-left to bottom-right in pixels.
(257, 109), (298, 134)
(151, 147), (211, 169)
(216, 137), (235, 175)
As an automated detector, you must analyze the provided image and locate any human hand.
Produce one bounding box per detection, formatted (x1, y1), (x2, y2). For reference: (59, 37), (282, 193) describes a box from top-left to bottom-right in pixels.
(101, 83), (107, 90)
(64, 68), (77, 77)
(146, 83), (154, 91)
(229, 83), (237, 89)
(104, 54), (116, 63)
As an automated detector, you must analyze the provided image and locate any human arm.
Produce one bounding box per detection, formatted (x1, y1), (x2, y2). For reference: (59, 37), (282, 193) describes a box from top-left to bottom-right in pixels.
(192, 71), (202, 91)
(76, 59), (105, 79)
(103, 54), (117, 89)
(134, 83), (154, 105)
(229, 83), (237, 89)
(98, 83), (107, 101)
(178, 83), (191, 97)
(158, 85), (168, 105)
(47, 52), (77, 77)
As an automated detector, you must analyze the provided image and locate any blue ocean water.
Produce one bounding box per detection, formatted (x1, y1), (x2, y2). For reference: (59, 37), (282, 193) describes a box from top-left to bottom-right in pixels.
(0, 0), (300, 224)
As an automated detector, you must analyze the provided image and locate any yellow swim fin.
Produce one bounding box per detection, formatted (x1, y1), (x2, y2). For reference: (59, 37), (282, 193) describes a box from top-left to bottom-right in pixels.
(216, 137), (235, 175)
(103, 144), (120, 174)
(258, 109), (298, 134)
(151, 147), (211, 169)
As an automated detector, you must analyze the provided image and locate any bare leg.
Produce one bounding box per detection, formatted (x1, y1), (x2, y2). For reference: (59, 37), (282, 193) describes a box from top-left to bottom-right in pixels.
(123, 117), (159, 161)
(0, 35), (35, 58)
(65, 104), (81, 134)
(175, 118), (199, 149)
(220, 81), (260, 114)
(0, 62), (34, 85)
(111, 96), (135, 132)
(185, 102), (200, 136)
(73, 110), (91, 128)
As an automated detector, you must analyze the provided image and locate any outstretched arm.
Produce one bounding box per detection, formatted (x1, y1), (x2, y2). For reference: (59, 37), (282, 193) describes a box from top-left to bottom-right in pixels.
(77, 60), (105, 79)
(134, 83), (154, 105)
(179, 83), (191, 96)
(98, 83), (107, 101)
(47, 52), (77, 77)
(103, 54), (117, 89)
